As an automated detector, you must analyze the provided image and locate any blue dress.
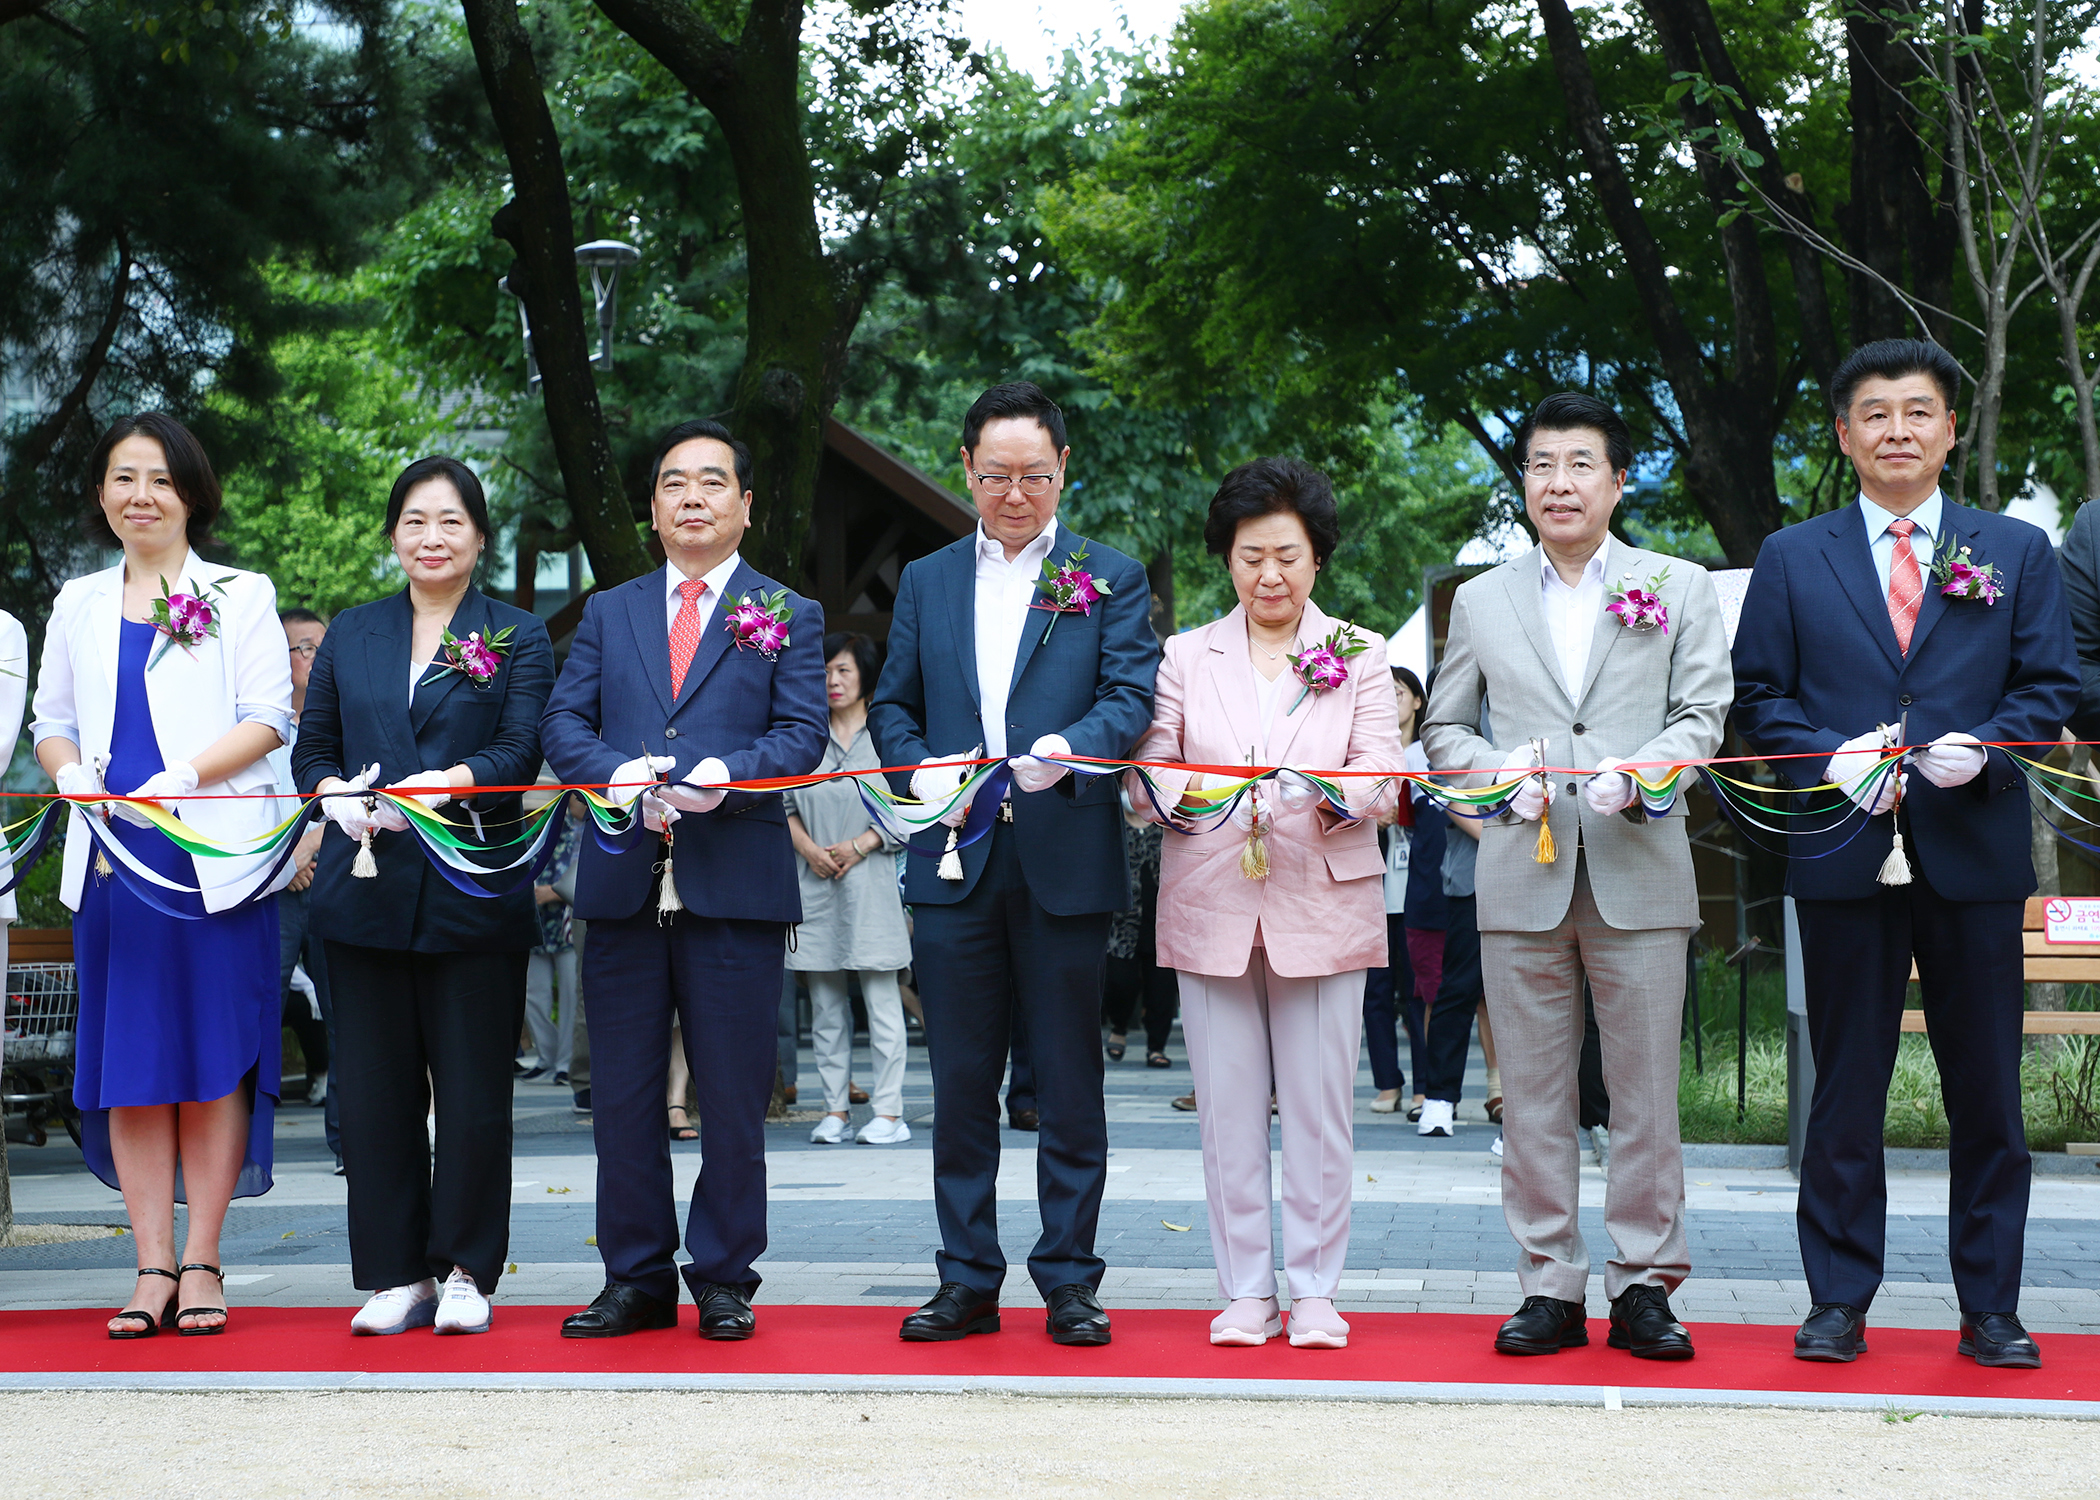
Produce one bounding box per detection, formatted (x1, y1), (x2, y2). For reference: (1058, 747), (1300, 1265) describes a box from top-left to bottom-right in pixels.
(72, 618), (281, 1199)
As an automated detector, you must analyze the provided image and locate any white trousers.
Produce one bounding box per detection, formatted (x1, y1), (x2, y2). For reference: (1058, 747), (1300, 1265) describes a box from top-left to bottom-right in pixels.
(1179, 957), (1365, 1302)
(808, 969), (907, 1117)
(525, 947), (579, 1077)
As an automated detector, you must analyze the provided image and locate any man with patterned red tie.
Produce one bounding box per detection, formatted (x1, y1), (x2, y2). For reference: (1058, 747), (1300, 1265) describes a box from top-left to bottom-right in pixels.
(541, 418), (827, 1340)
(1733, 340), (2077, 1369)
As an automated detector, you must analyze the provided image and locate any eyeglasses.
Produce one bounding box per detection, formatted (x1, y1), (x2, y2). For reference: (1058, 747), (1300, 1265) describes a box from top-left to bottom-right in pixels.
(288, 643), (319, 658)
(970, 468), (1062, 498)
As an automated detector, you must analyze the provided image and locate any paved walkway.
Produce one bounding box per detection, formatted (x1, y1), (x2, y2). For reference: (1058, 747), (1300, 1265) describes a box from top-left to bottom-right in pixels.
(7, 1029), (2100, 1339)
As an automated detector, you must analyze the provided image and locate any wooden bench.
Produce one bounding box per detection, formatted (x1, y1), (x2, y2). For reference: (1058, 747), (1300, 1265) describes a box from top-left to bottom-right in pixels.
(1902, 898), (2100, 1033)
(7, 928), (74, 965)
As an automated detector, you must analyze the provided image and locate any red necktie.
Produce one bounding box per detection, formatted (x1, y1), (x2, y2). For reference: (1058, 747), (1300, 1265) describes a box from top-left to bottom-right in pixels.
(1886, 518), (1922, 656)
(669, 578), (707, 697)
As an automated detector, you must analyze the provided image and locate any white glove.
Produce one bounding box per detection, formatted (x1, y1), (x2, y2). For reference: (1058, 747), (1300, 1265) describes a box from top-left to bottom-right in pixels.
(1913, 731), (1987, 790)
(661, 757), (730, 815)
(1583, 757), (1639, 816)
(114, 761), (199, 827)
(911, 749), (982, 830)
(1230, 783), (1267, 833)
(607, 754), (676, 809)
(641, 789), (682, 833)
(1009, 734), (1074, 794)
(53, 761), (103, 800)
(1273, 767), (1324, 817)
(387, 769), (455, 812)
(1827, 731), (1900, 814)
(1501, 744), (1549, 822)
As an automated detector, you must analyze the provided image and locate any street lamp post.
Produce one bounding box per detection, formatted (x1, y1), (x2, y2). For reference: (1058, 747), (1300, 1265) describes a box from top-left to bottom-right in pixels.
(497, 239), (641, 391)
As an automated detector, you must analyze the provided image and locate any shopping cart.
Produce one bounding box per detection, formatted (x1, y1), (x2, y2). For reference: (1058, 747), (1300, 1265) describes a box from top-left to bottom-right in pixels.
(2, 961), (81, 1147)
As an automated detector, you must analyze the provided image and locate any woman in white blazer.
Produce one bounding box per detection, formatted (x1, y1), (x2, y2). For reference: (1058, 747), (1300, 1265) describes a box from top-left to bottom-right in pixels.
(31, 412), (294, 1339)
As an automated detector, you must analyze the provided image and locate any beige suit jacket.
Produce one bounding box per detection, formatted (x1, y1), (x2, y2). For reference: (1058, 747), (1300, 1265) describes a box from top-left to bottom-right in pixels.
(1420, 540), (1731, 933)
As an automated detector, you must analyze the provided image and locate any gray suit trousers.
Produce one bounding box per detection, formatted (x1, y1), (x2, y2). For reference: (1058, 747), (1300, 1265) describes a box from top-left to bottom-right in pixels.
(1484, 855), (1691, 1301)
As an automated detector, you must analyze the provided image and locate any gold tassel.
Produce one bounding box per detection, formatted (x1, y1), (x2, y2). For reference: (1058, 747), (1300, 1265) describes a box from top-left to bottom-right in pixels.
(351, 831), (378, 879)
(1240, 830), (1270, 880)
(93, 848), (111, 880)
(656, 829), (684, 922)
(937, 826), (964, 882)
(1534, 815), (1557, 865)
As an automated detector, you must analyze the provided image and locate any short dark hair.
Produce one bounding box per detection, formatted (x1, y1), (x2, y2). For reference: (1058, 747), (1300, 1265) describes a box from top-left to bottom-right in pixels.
(1202, 457), (1342, 568)
(649, 418), (752, 493)
(384, 456), (491, 540)
(86, 412), (223, 547)
(1392, 664), (1425, 703)
(1513, 393), (1634, 475)
(821, 630), (883, 703)
(280, 607), (326, 628)
(962, 381), (1067, 456)
(1830, 338), (1963, 417)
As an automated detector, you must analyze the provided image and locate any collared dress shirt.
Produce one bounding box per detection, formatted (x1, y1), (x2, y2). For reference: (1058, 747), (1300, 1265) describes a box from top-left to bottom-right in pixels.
(664, 551), (747, 635)
(1538, 538), (1610, 700)
(1859, 489), (1944, 596)
(973, 519), (1059, 759)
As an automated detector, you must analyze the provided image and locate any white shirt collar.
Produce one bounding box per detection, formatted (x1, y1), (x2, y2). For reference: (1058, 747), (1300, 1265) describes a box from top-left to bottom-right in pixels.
(1539, 537), (1611, 594)
(666, 551), (743, 604)
(1860, 489), (1943, 544)
(976, 518), (1059, 570)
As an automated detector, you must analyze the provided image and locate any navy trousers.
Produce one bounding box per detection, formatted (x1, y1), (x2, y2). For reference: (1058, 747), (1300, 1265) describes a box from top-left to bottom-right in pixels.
(1795, 884), (2029, 1314)
(913, 821), (1110, 1296)
(1420, 896), (1483, 1102)
(1363, 912), (1424, 1093)
(583, 908), (785, 1303)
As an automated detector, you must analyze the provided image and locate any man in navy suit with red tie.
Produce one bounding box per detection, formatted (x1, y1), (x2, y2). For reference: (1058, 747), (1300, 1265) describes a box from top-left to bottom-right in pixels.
(1733, 340), (2077, 1368)
(541, 419), (827, 1340)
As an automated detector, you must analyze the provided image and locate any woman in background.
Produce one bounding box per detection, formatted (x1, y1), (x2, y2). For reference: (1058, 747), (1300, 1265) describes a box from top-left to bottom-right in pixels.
(1364, 665), (1427, 1114)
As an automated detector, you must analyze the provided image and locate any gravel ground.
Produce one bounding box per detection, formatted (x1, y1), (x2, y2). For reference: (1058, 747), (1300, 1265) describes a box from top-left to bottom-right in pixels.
(4, 1391), (2096, 1499)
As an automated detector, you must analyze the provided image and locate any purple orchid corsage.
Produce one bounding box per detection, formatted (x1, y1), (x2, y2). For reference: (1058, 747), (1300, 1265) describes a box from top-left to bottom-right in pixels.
(724, 589), (794, 661)
(1931, 536), (2002, 604)
(432, 625), (514, 687)
(1606, 567), (1672, 633)
(1285, 624), (1369, 714)
(1032, 542), (1112, 643)
(147, 573), (235, 668)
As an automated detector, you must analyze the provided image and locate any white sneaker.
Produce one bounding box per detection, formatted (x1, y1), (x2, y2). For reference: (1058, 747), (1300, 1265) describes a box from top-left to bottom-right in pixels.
(434, 1266), (491, 1335)
(810, 1114), (848, 1144)
(856, 1116), (911, 1144)
(1490, 1134), (1504, 1159)
(1589, 1125), (1611, 1169)
(1209, 1296), (1283, 1346)
(351, 1278), (439, 1335)
(1286, 1297), (1351, 1349)
(1417, 1099), (1456, 1137)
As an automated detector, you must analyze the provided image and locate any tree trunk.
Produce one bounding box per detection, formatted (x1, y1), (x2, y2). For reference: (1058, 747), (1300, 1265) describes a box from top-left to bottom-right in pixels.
(592, 0), (861, 585)
(460, 0), (656, 591)
(1842, 8), (1959, 345)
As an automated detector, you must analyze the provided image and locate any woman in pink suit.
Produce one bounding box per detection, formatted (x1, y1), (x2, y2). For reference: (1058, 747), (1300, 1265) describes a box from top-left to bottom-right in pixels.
(1131, 458), (1406, 1349)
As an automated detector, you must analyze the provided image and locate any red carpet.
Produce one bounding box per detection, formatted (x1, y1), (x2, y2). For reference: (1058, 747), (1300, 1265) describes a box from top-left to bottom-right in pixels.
(4, 1306), (2096, 1404)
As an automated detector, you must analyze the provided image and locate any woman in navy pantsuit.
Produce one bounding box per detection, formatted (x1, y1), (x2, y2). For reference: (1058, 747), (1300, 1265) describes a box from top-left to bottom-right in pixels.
(294, 456), (553, 1338)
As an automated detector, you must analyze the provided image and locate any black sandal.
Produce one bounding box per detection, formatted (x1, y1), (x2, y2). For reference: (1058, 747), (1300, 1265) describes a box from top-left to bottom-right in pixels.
(668, 1105), (699, 1142)
(175, 1263), (228, 1337)
(1105, 1034), (1127, 1062)
(108, 1267), (179, 1340)
(1146, 1051), (1171, 1068)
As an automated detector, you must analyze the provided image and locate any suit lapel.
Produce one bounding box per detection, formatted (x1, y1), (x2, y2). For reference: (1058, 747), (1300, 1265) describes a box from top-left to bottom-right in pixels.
(1206, 607), (1261, 762)
(1819, 502), (1905, 672)
(671, 561), (746, 714)
(1265, 600), (1327, 767)
(1502, 550), (1569, 704)
(1006, 528), (1075, 695)
(409, 587), (488, 735)
(946, 539), (980, 711)
(1574, 539), (1627, 709)
(1902, 503), (1962, 662)
(364, 590), (419, 777)
(625, 569), (676, 720)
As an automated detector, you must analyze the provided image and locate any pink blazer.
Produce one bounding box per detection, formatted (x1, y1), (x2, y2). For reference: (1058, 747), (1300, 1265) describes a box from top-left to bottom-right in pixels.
(1130, 601), (1406, 979)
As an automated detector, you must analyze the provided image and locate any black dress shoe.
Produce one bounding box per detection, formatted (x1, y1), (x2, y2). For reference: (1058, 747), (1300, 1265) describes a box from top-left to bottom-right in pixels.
(694, 1283), (756, 1341)
(1045, 1283), (1111, 1346)
(1493, 1296), (1588, 1355)
(560, 1283), (678, 1339)
(1958, 1311), (2041, 1368)
(900, 1282), (1001, 1342)
(1793, 1302), (1868, 1362)
(1607, 1284), (1694, 1361)
(1008, 1108), (1039, 1131)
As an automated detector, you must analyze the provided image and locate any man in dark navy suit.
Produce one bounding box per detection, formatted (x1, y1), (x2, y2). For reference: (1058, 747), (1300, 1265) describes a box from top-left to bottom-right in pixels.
(541, 419), (827, 1340)
(870, 382), (1156, 1345)
(1733, 339), (2077, 1369)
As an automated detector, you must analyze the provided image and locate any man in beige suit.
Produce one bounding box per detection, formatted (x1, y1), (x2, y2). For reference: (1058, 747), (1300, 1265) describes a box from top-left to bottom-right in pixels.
(1422, 393), (1730, 1362)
